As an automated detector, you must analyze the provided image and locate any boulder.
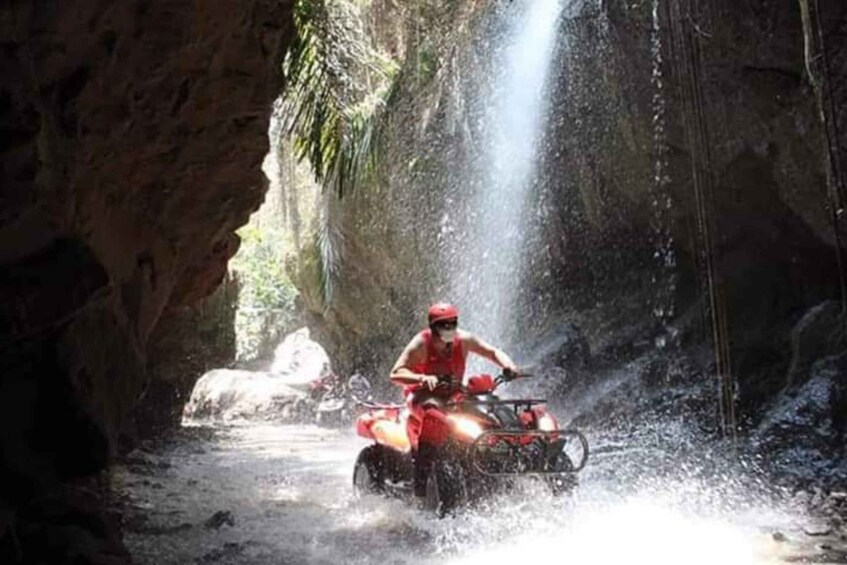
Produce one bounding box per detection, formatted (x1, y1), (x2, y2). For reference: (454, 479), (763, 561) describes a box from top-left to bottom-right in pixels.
(524, 322), (593, 398)
(531, 322), (591, 370)
(754, 353), (847, 485)
(269, 327), (332, 385)
(787, 301), (846, 387)
(183, 369), (308, 423)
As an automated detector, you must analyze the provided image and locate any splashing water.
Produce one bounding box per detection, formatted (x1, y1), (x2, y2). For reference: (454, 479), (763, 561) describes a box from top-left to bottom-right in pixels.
(449, 0), (563, 355)
(448, 502), (763, 565)
(116, 424), (818, 565)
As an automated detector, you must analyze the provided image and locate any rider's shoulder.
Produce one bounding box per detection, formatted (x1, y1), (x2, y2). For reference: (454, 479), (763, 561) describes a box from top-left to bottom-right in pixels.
(457, 329), (476, 342)
(408, 331), (427, 348)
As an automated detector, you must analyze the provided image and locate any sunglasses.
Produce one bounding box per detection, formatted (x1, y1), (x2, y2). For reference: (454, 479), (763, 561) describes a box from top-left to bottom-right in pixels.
(433, 320), (458, 330)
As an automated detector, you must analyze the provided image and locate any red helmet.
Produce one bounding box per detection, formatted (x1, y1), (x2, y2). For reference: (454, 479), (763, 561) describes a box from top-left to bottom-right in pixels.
(428, 302), (459, 324)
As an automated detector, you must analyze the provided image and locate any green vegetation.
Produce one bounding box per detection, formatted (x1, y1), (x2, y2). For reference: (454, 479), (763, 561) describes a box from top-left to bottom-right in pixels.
(233, 224), (297, 311)
(230, 223), (299, 362)
(278, 0), (401, 306)
(279, 0), (399, 199)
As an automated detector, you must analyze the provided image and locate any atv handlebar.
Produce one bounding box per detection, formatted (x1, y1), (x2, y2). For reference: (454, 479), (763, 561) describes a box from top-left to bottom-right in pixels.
(432, 370), (532, 395)
(495, 369), (532, 385)
(431, 374), (462, 394)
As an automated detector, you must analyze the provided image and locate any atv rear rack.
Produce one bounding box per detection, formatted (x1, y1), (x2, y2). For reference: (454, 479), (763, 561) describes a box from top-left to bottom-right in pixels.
(469, 429), (589, 477)
(353, 397), (404, 410)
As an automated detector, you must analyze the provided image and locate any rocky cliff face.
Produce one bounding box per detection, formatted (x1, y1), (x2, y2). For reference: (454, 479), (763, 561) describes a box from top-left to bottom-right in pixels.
(536, 0), (847, 408)
(0, 1), (293, 561)
(292, 0), (846, 414)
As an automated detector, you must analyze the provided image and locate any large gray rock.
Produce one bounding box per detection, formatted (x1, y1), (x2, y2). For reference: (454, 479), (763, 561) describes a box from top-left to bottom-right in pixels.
(269, 327), (332, 385)
(183, 369), (308, 423)
(183, 328), (332, 422)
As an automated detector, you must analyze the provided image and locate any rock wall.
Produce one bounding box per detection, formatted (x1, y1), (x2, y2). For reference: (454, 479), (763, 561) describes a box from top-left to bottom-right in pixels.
(0, 1), (294, 561)
(127, 275), (239, 443)
(534, 0), (847, 409)
(291, 0), (846, 412)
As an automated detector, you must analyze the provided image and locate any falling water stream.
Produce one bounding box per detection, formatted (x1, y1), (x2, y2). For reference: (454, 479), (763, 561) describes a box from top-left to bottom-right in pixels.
(448, 0), (562, 356)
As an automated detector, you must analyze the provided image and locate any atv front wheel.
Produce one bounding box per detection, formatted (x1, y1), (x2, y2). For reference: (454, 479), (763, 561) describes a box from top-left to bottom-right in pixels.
(353, 445), (384, 496)
(424, 459), (466, 517)
(547, 452), (578, 497)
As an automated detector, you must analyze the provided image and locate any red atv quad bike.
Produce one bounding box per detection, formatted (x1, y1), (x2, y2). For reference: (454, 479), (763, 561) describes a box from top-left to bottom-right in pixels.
(352, 371), (589, 516)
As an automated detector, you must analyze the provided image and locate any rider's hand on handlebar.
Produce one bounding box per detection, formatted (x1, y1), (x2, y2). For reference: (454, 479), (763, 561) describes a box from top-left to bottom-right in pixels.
(502, 365), (520, 381)
(420, 375), (440, 391)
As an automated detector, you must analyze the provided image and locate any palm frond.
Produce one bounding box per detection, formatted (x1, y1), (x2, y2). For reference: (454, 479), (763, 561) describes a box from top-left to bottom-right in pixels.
(280, 0), (398, 199)
(278, 0), (399, 306)
(316, 190), (345, 306)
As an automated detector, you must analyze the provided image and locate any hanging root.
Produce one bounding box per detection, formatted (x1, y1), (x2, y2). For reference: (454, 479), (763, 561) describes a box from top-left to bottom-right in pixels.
(798, 0), (820, 91)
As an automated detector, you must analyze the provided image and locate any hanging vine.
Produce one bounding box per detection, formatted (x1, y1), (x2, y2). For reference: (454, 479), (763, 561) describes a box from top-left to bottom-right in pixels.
(666, 0), (737, 443)
(798, 0), (847, 318)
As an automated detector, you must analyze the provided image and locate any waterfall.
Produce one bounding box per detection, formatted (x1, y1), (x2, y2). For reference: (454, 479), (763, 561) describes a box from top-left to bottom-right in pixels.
(448, 0), (564, 361)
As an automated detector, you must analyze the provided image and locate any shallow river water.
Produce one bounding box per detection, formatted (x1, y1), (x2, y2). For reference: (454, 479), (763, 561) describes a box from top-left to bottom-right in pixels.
(113, 423), (846, 564)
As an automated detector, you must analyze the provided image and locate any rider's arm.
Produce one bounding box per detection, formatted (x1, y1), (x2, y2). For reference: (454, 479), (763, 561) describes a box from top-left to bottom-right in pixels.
(389, 336), (431, 386)
(464, 332), (519, 373)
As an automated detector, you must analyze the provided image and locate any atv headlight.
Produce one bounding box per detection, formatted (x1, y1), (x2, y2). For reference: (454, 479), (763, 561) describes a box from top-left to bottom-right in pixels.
(537, 413), (557, 432)
(448, 415), (484, 439)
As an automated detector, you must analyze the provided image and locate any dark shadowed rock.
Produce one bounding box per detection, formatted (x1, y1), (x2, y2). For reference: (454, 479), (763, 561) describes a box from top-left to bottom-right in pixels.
(516, 322), (594, 398)
(0, 239), (110, 341)
(0, 0), (295, 561)
(14, 481), (131, 565)
(127, 276), (238, 443)
(544, 322), (592, 371)
(787, 301), (846, 387)
(204, 511), (235, 530)
(754, 353), (847, 485)
(200, 541), (247, 563)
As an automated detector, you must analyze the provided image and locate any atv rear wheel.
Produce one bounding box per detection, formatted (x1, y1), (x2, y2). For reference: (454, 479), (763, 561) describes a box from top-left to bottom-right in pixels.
(424, 459), (466, 517)
(353, 445), (384, 496)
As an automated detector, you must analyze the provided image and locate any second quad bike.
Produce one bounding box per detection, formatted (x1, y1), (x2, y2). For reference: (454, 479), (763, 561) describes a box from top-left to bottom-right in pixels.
(311, 372), (373, 426)
(352, 371), (589, 516)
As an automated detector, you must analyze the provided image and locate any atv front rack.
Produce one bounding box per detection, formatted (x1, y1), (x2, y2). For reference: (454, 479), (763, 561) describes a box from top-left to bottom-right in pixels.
(469, 429), (589, 477)
(447, 399), (547, 409)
